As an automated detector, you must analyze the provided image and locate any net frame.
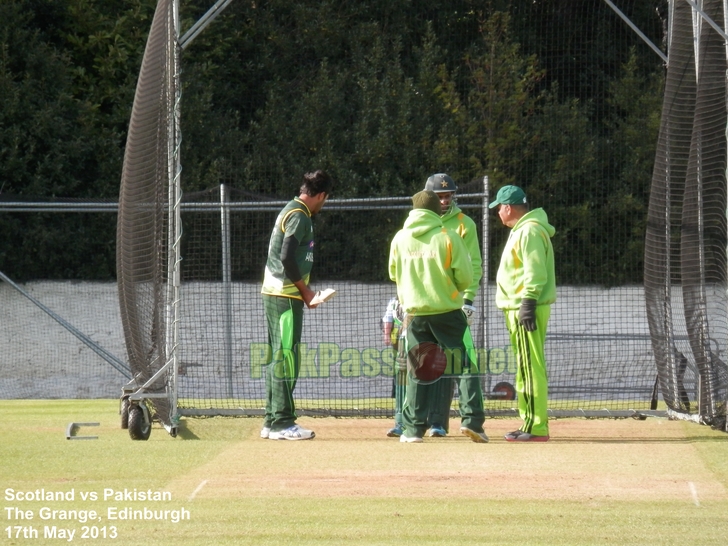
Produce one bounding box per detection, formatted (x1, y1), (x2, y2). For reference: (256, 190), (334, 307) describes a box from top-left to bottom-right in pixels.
(116, 0), (182, 434)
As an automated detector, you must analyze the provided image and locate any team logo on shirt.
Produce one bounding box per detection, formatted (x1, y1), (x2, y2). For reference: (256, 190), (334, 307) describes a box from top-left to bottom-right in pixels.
(407, 250), (437, 258)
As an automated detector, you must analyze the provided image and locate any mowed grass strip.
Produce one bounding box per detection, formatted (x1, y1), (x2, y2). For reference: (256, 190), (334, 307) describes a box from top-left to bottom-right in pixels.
(1, 400), (727, 545)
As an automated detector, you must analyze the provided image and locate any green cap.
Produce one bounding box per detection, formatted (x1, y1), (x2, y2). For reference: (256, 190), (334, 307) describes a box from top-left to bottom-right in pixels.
(488, 185), (527, 209)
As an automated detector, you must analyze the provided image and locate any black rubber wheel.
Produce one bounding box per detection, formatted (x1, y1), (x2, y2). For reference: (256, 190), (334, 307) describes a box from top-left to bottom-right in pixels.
(120, 397), (130, 429)
(128, 405), (151, 441)
(492, 381), (516, 401)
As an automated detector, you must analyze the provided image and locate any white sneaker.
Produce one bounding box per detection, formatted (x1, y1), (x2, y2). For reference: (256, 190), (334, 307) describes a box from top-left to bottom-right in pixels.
(268, 424), (315, 440)
(460, 427), (489, 443)
(399, 433), (423, 443)
(427, 426), (447, 437)
(260, 426), (271, 439)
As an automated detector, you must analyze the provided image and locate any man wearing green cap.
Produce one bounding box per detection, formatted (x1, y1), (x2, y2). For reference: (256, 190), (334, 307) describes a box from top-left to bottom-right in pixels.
(489, 185), (556, 442)
(389, 190), (488, 443)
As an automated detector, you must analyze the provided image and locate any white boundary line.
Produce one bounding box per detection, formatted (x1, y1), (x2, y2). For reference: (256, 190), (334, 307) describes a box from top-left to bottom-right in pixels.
(188, 479), (208, 501)
(688, 481), (700, 506)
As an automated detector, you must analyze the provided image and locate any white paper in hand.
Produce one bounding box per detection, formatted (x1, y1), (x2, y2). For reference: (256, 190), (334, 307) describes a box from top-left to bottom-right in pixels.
(310, 288), (336, 305)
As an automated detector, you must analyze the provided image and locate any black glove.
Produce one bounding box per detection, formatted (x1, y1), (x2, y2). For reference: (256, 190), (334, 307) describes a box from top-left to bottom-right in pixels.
(519, 298), (537, 332)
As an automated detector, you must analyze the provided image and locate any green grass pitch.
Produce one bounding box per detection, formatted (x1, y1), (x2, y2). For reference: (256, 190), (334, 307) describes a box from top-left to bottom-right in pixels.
(2, 399), (727, 545)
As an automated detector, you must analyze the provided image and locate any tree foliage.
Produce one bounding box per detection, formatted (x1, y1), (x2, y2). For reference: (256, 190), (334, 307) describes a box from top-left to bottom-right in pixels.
(0, 0), (666, 283)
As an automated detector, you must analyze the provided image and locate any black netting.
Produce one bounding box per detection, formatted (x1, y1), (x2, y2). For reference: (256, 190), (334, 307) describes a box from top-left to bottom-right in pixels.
(645, 0), (727, 426)
(116, 0), (178, 426)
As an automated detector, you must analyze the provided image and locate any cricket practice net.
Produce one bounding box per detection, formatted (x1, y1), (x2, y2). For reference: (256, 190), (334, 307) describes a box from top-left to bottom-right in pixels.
(116, 0), (180, 429)
(644, 0), (728, 428)
(2, 1), (726, 432)
(114, 0), (725, 425)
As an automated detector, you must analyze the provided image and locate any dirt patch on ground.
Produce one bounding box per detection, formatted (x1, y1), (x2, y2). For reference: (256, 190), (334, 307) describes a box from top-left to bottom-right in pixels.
(167, 417), (727, 503)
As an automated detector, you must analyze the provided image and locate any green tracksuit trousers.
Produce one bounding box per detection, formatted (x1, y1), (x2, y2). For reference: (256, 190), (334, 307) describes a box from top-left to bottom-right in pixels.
(427, 325), (483, 433)
(504, 305), (550, 437)
(402, 310), (485, 437)
(390, 337), (408, 429)
(262, 294), (304, 432)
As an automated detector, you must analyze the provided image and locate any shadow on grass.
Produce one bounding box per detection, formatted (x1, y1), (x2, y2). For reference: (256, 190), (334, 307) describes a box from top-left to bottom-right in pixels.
(175, 421), (201, 440)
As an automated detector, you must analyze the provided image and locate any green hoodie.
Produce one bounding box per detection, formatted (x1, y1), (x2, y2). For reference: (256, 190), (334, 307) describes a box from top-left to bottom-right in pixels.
(495, 207), (556, 310)
(389, 209), (472, 316)
(441, 203), (483, 302)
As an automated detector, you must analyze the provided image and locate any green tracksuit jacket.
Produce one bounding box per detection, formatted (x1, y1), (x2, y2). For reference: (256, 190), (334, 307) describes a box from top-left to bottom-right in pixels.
(495, 208), (556, 308)
(440, 204), (482, 303)
(388, 209), (472, 315)
(261, 198), (313, 300)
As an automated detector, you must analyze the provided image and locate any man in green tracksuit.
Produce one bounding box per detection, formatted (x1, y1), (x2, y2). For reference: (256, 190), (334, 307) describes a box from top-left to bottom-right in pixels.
(260, 170), (333, 441)
(490, 185), (555, 442)
(389, 190), (488, 443)
(423, 173), (483, 437)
